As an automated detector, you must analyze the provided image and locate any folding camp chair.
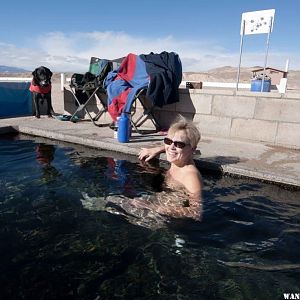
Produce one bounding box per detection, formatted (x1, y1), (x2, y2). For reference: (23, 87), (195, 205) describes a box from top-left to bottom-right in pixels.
(128, 88), (160, 134)
(105, 52), (181, 134)
(69, 57), (119, 126)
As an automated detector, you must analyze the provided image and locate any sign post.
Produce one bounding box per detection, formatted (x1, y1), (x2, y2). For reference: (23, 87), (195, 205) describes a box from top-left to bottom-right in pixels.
(236, 9), (275, 91)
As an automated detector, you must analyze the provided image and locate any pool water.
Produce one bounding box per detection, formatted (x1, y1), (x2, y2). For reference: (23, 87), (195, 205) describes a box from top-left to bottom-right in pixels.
(0, 135), (299, 299)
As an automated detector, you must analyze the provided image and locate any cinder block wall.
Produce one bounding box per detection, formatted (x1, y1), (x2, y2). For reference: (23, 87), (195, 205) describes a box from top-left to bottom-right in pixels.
(154, 89), (300, 149)
(64, 86), (300, 149)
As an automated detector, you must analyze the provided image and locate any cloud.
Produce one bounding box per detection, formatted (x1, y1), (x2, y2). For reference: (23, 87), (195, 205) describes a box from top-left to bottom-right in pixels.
(0, 31), (299, 72)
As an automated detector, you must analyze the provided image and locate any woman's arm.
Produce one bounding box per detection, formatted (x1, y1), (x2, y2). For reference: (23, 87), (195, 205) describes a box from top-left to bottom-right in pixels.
(132, 195), (202, 221)
(138, 145), (165, 162)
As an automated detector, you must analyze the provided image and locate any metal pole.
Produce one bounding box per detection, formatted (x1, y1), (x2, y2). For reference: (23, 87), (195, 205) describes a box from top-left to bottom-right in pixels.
(285, 58), (289, 72)
(236, 20), (245, 91)
(60, 73), (65, 92)
(260, 16), (273, 92)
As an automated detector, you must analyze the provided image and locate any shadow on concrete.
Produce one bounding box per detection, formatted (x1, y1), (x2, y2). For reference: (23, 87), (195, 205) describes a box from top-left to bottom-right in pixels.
(154, 92), (196, 129)
(195, 156), (243, 174)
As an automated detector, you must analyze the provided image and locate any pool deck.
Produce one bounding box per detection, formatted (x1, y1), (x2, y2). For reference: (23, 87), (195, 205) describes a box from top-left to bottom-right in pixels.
(1, 115), (300, 189)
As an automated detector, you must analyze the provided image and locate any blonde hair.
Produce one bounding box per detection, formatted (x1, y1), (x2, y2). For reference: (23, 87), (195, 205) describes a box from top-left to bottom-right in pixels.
(168, 117), (201, 149)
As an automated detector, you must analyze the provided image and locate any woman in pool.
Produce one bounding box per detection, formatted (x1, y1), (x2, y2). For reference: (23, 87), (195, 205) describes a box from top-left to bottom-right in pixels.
(138, 118), (203, 221)
(81, 119), (202, 226)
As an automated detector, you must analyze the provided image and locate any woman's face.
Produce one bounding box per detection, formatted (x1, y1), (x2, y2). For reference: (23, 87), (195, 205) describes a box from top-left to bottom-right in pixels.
(165, 130), (193, 165)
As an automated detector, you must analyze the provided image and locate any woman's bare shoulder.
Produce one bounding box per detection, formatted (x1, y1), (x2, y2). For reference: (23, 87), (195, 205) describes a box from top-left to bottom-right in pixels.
(181, 165), (202, 193)
(165, 166), (202, 194)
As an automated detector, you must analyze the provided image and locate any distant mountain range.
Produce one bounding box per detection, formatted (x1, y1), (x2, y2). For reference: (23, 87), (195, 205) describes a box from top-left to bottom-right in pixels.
(0, 65), (29, 73)
(0, 65), (299, 91)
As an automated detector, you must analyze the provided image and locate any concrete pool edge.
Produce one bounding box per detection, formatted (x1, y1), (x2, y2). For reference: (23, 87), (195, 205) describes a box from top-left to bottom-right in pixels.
(194, 159), (299, 189)
(1, 123), (299, 189)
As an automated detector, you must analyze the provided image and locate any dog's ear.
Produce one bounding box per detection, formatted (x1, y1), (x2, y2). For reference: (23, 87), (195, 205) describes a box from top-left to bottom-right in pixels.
(32, 68), (38, 78)
(44, 67), (53, 78)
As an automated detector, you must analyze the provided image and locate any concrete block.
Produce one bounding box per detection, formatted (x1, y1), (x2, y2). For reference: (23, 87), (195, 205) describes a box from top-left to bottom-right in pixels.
(201, 89), (235, 95)
(231, 118), (277, 143)
(191, 94), (212, 114)
(213, 95), (256, 118)
(51, 83), (64, 114)
(280, 100), (300, 123)
(255, 98), (300, 123)
(193, 114), (231, 137)
(276, 122), (300, 149)
(235, 91), (256, 97)
(254, 98), (282, 121)
(237, 91), (281, 98)
(283, 93), (300, 100)
(175, 94), (196, 113)
(179, 88), (190, 95)
(156, 111), (195, 128)
(176, 93), (212, 114)
(131, 110), (158, 129)
(63, 87), (77, 115)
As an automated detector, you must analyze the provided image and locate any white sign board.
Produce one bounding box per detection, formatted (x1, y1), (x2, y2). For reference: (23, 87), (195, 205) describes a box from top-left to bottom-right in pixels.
(241, 9), (275, 35)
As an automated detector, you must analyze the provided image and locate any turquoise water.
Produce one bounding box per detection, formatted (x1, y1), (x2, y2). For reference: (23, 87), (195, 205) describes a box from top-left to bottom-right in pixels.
(0, 135), (299, 299)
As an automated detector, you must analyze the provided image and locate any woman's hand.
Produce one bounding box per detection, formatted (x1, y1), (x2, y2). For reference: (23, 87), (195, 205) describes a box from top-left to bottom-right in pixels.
(138, 146), (165, 162)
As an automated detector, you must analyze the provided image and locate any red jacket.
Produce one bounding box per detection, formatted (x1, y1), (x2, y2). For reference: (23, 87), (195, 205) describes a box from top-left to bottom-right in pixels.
(29, 80), (51, 94)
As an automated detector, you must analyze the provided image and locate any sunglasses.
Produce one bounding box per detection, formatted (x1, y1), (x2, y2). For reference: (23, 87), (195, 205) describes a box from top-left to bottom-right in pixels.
(164, 137), (189, 149)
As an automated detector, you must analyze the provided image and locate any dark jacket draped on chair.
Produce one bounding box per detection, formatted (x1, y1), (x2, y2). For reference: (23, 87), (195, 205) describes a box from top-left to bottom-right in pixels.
(104, 51), (182, 121)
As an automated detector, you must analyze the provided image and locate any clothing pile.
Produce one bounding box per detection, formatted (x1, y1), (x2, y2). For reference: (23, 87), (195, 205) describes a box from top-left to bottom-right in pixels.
(104, 52), (182, 121)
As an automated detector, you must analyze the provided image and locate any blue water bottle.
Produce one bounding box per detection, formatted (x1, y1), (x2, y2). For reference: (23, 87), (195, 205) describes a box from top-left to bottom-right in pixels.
(117, 113), (130, 143)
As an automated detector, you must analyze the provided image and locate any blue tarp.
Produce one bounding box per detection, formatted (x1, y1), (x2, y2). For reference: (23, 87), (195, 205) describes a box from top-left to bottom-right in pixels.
(0, 82), (32, 117)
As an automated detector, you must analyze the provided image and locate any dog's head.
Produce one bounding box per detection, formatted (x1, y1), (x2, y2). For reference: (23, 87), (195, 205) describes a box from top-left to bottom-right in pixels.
(32, 66), (53, 87)
(81, 72), (96, 85)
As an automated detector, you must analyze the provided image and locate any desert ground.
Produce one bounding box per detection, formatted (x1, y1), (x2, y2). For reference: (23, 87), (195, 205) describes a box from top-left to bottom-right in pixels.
(1, 66), (300, 91)
(182, 67), (300, 91)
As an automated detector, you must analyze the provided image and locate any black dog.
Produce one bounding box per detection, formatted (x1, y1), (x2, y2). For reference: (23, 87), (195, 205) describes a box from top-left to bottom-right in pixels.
(30, 66), (55, 118)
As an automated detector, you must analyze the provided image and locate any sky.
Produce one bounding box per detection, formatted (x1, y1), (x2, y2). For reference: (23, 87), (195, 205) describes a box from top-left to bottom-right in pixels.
(0, 0), (299, 72)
